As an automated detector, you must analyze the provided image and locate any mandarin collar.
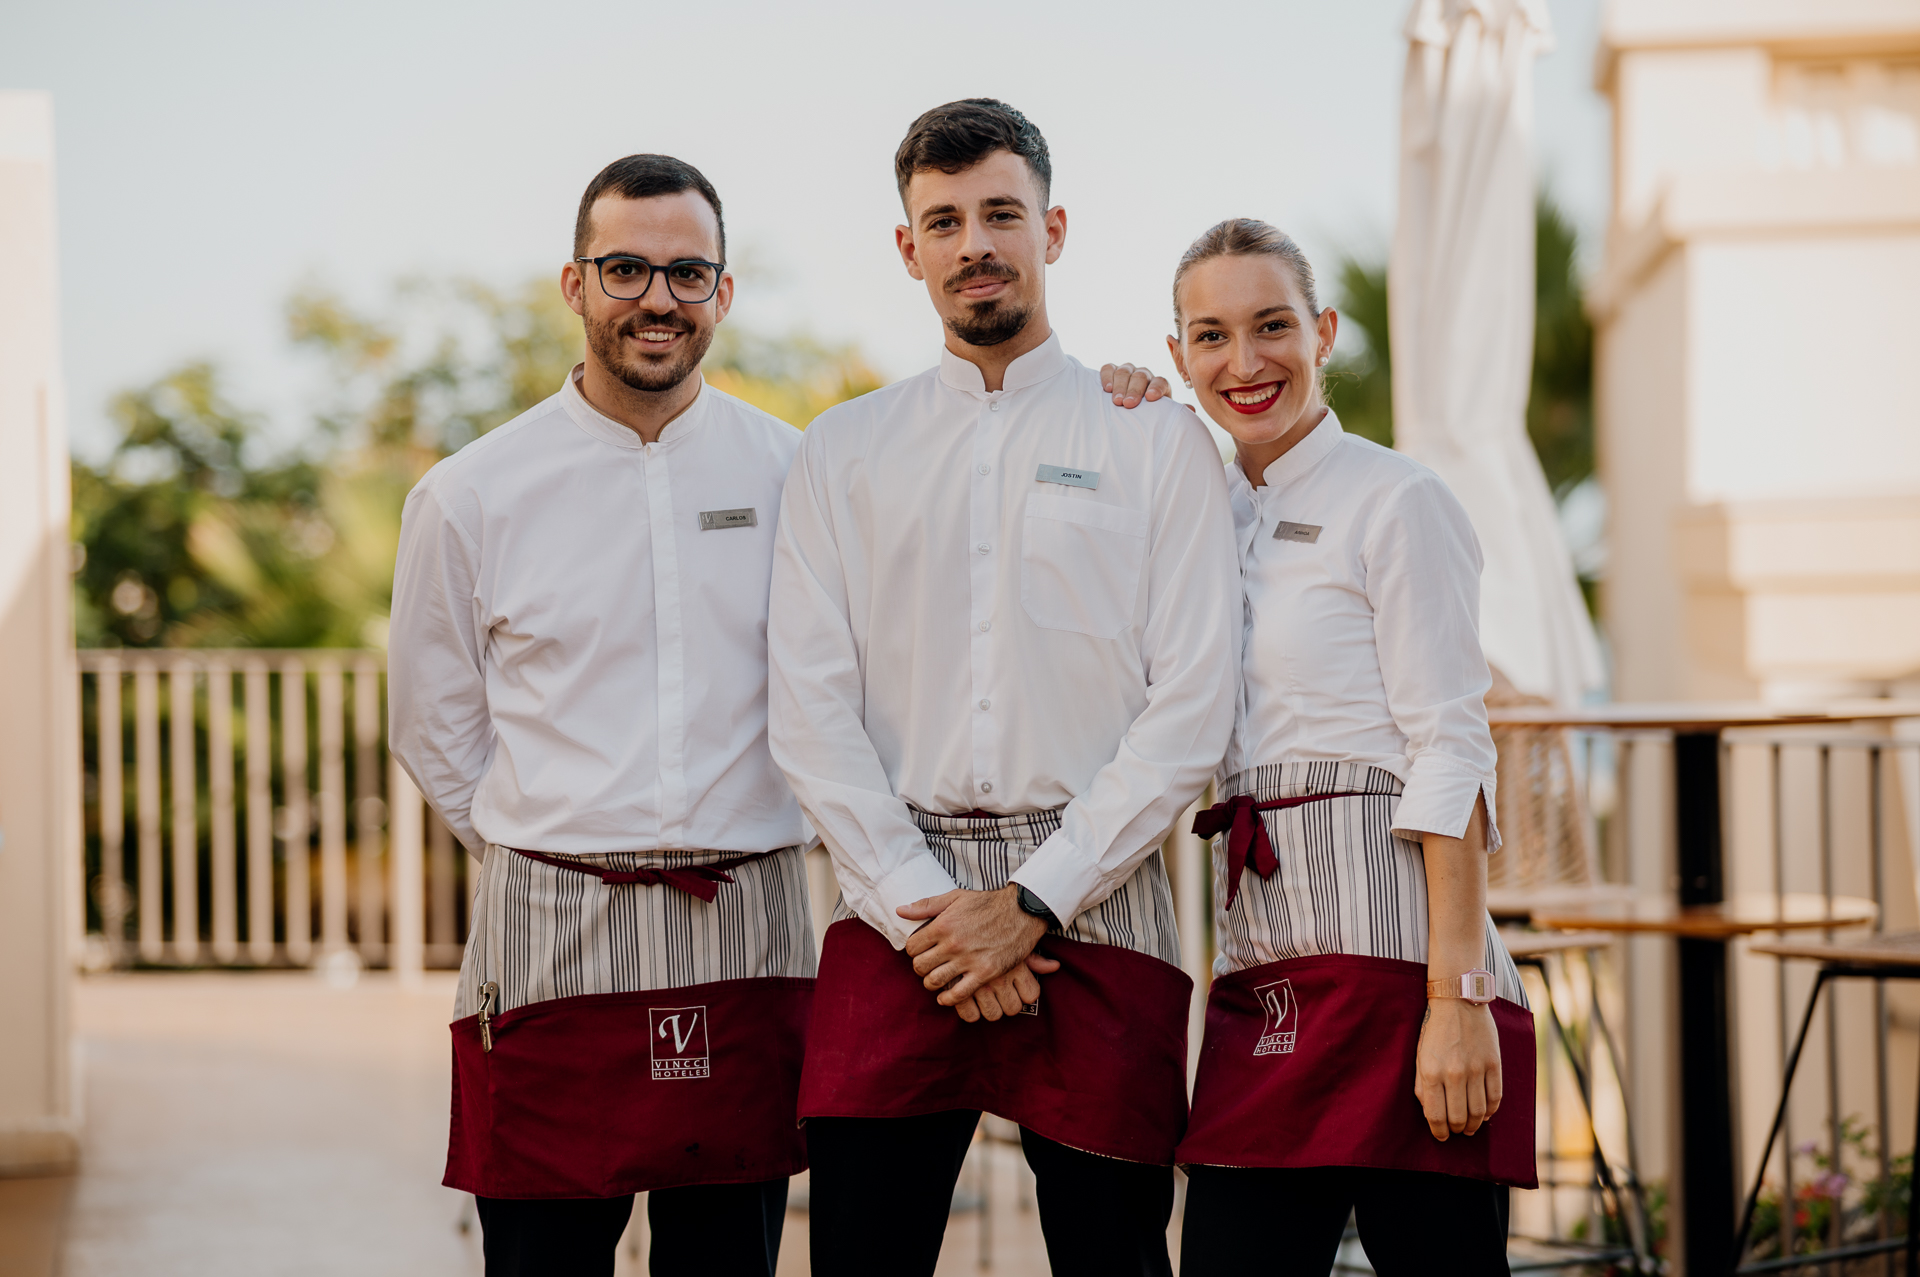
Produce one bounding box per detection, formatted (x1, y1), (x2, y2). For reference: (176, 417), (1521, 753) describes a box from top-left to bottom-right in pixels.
(937, 331), (1068, 396)
(561, 364), (708, 450)
(1256, 408), (1344, 493)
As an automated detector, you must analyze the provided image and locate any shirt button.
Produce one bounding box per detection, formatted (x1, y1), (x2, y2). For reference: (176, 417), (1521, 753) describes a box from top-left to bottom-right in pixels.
(978, 464), (991, 475)
(979, 621), (991, 632)
(980, 781), (993, 794)
(976, 543), (990, 554)
(989, 402), (1002, 412)
(979, 699), (991, 710)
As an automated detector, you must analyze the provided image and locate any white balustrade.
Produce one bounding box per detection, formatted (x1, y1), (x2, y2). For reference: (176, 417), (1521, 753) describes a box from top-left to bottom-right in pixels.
(79, 650), (456, 973)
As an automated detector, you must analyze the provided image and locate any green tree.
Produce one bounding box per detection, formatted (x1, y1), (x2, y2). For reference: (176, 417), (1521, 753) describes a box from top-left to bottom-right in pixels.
(73, 278), (881, 649)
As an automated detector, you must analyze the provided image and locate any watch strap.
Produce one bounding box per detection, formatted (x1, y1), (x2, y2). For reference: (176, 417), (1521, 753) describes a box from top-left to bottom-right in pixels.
(1426, 969), (1495, 1004)
(1016, 885), (1059, 928)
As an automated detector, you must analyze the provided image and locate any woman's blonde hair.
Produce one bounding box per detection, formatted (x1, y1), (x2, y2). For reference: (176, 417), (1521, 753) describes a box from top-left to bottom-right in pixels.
(1171, 218), (1322, 328)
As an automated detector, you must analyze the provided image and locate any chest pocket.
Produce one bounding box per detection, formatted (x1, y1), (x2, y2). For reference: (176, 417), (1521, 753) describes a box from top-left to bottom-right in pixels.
(1021, 494), (1150, 638)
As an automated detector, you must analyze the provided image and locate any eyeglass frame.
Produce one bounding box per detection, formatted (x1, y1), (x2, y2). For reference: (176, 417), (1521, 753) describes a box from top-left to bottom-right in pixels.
(573, 254), (728, 305)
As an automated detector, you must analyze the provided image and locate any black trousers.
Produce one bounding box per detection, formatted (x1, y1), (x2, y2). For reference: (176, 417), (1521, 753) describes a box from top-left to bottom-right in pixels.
(474, 1179), (788, 1277)
(1180, 1164), (1511, 1277)
(806, 1109), (1175, 1277)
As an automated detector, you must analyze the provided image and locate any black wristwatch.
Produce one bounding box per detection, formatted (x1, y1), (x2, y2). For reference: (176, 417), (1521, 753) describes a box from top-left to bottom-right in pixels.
(1015, 885), (1059, 929)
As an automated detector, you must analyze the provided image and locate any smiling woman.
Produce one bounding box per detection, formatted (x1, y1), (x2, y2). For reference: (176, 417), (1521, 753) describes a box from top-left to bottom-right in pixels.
(1168, 219), (1536, 1277)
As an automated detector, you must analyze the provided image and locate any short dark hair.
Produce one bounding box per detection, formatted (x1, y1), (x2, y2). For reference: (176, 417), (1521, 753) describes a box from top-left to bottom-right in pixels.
(573, 154), (726, 261)
(893, 98), (1052, 211)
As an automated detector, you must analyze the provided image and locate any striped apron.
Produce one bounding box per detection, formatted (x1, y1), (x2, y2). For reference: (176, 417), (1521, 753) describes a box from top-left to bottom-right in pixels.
(799, 806), (1193, 1164)
(1178, 763), (1537, 1186)
(444, 845), (815, 1199)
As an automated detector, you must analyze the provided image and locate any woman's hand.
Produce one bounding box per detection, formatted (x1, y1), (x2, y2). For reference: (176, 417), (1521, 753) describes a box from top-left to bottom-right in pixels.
(1415, 998), (1503, 1140)
(1417, 791), (1501, 1140)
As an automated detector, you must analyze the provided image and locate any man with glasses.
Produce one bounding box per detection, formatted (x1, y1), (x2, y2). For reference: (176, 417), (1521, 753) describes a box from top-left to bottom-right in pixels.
(390, 152), (1170, 1277)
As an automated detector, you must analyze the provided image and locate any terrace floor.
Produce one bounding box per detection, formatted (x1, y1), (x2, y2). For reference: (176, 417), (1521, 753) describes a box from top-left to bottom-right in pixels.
(27, 970), (1161, 1276)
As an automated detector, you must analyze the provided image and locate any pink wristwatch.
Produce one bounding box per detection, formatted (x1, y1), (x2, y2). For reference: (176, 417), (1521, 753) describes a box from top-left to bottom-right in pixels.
(1425, 970), (1495, 1004)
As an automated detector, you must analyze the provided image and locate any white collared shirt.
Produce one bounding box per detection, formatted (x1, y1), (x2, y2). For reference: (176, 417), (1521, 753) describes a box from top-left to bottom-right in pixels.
(1227, 409), (1500, 846)
(767, 333), (1239, 947)
(389, 367), (806, 857)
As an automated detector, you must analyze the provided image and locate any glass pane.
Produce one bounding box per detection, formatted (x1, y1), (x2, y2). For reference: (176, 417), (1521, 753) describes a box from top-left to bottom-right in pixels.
(665, 261), (718, 301)
(599, 258), (652, 299)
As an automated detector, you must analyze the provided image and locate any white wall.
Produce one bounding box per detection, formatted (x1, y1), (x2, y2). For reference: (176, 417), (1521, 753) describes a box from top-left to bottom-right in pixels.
(1689, 235), (1920, 501)
(0, 89), (80, 1177)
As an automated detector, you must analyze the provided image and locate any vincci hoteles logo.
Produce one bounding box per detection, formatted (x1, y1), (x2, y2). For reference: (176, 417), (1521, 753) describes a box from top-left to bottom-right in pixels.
(649, 1005), (711, 1079)
(1252, 979), (1299, 1056)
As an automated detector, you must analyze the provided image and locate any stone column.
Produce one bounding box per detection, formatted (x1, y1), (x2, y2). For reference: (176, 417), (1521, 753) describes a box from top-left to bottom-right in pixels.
(0, 90), (80, 1177)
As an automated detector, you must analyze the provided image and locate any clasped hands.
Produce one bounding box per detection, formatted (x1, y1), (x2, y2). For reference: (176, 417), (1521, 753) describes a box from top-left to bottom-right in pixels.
(899, 884), (1060, 1023)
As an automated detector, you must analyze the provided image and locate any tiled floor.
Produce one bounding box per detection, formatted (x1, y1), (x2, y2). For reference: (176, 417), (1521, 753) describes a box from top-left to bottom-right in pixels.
(62, 971), (1134, 1276)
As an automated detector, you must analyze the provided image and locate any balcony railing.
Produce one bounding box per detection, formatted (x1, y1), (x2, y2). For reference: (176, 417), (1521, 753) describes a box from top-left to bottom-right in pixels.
(78, 649), (464, 975)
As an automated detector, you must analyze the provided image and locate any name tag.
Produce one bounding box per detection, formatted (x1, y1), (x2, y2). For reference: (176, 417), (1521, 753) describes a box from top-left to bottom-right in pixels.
(1273, 521), (1322, 543)
(699, 508), (757, 531)
(1036, 464), (1099, 490)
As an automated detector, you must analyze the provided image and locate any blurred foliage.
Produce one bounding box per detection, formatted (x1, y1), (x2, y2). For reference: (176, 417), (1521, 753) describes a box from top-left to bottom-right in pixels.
(1747, 1116), (1910, 1266)
(73, 279), (879, 648)
(1324, 192), (1594, 498)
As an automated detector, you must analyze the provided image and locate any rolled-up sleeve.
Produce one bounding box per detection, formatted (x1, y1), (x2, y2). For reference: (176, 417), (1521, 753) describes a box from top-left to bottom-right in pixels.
(388, 482), (494, 857)
(1010, 414), (1240, 923)
(1363, 472), (1502, 852)
(767, 432), (958, 948)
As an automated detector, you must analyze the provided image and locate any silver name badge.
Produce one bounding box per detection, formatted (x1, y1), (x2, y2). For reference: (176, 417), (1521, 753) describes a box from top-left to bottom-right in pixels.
(1274, 521), (1322, 543)
(699, 508), (757, 531)
(1036, 464), (1099, 490)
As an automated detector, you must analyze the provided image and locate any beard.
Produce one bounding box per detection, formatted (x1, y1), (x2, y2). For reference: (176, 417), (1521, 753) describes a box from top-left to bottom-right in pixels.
(942, 261), (1034, 348)
(584, 305), (714, 394)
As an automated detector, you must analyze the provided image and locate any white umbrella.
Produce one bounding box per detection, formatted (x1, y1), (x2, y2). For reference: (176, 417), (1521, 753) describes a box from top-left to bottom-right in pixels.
(1389, 0), (1603, 706)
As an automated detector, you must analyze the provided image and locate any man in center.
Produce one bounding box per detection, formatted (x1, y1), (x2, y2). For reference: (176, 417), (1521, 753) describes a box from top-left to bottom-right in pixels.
(768, 99), (1238, 1277)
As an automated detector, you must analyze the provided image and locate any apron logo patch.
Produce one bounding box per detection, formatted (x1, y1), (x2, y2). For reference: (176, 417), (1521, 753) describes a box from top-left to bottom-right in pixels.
(1253, 979), (1298, 1056)
(649, 1006), (711, 1079)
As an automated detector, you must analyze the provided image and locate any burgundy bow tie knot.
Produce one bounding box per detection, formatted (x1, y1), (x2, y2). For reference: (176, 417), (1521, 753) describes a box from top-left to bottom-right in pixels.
(1190, 791), (1372, 910)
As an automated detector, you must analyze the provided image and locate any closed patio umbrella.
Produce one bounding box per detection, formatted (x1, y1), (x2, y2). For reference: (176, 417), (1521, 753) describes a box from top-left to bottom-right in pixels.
(1390, 0), (1602, 706)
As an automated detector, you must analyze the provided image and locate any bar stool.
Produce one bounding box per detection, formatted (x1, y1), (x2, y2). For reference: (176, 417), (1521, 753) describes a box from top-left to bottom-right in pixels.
(1734, 931), (1920, 1276)
(1503, 929), (1652, 1273)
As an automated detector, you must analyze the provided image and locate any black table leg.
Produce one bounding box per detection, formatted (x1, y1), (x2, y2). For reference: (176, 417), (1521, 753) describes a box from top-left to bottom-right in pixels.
(1674, 730), (1735, 1276)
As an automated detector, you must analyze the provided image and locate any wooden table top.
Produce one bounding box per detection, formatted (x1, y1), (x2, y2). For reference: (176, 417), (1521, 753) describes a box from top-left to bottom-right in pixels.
(1500, 929), (1618, 958)
(1530, 892), (1878, 938)
(1486, 701), (1920, 732)
(1748, 930), (1920, 966)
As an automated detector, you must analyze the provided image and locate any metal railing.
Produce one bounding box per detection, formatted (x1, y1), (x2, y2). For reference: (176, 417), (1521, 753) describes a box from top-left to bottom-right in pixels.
(1518, 725), (1919, 1275)
(78, 649), (466, 974)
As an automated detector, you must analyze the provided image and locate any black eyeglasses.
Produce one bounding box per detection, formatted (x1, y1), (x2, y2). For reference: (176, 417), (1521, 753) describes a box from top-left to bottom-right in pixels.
(575, 255), (726, 304)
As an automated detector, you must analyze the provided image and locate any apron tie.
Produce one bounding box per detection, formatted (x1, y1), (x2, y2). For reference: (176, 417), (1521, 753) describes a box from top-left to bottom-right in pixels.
(510, 848), (780, 903)
(1191, 792), (1371, 909)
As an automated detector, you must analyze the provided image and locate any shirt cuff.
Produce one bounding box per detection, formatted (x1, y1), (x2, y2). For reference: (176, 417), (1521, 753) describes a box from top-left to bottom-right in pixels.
(868, 853), (961, 950)
(1009, 831), (1105, 929)
(1390, 770), (1501, 854)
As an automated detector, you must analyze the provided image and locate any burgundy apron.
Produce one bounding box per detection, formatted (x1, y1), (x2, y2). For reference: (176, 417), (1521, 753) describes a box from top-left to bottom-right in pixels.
(1178, 952), (1537, 1187)
(443, 847), (813, 1199)
(800, 919), (1190, 1164)
(799, 805), (1193, 1164)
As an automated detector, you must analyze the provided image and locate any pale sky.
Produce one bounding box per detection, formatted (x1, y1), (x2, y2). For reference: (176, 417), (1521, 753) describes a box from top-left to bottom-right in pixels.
(2, 0), (1609, 461)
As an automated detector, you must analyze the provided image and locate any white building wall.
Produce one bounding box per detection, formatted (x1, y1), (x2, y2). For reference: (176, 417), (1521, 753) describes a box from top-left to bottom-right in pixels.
(0, 89), (79, 1177)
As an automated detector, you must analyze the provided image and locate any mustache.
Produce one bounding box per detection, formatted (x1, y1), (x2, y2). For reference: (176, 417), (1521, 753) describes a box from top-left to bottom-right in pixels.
(944, 261), (1019, 293)
(619, 312), (691, 336)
